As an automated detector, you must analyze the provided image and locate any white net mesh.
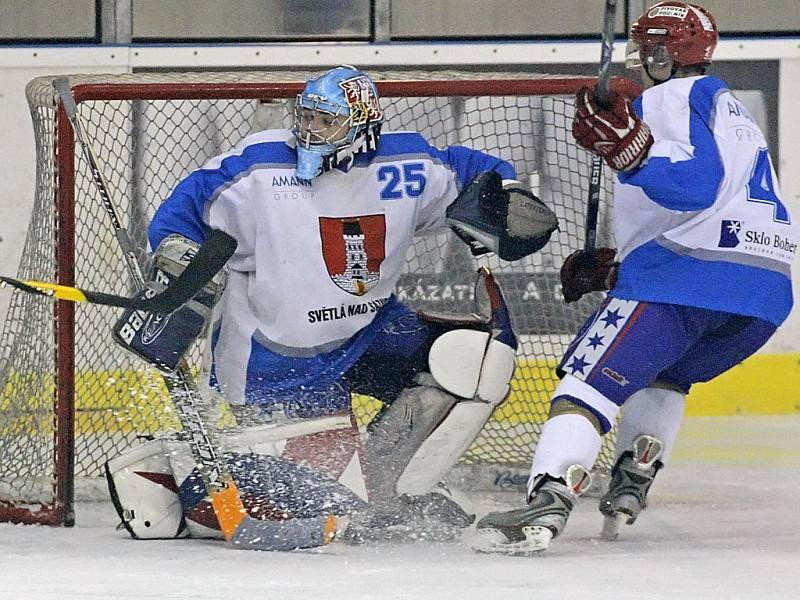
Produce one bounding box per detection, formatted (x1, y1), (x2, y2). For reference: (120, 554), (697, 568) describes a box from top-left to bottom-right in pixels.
(1, 70), (617, 523)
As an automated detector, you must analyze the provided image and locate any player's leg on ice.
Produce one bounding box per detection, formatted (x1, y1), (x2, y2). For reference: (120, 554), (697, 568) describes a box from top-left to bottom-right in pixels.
(599, 385), (682, 540)
(344, 268), (517, 542)
(602, 313), (777, 539)
(474, 299), (778, 554)
(473, 373), (607, 554)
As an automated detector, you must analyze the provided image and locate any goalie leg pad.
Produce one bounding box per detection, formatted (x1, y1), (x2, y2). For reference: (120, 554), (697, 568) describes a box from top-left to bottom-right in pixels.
(364, 385), (459, 500)
(105, 438), (188, 540)
(107, 415), (367, 540)
(396, 399), (494, 496)
(428, 329), (516, 405)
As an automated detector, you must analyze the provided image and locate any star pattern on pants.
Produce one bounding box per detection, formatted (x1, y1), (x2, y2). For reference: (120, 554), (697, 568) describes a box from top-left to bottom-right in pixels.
(600, 308), (623, 329)
(567, 354), (590, 375)
(586, 333), (605, 349)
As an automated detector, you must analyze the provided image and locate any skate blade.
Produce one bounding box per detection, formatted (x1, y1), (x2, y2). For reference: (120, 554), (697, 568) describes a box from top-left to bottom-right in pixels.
(600, 513), (627, 541)
(471, 526), (553, 556)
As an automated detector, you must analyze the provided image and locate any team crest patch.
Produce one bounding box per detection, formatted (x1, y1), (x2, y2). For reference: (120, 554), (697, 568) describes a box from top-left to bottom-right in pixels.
(319, 215), (386, 296)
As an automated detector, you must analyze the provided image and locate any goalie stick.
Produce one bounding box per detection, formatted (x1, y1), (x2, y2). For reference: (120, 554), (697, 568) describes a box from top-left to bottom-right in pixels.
(0, 275), (138, 308)
(53, 77), (340, 550)
(584, 0), (618, 251)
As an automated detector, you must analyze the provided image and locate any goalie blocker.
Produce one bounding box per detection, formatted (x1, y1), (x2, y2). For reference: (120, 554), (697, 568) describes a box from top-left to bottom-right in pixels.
(113, 232), (232, 371)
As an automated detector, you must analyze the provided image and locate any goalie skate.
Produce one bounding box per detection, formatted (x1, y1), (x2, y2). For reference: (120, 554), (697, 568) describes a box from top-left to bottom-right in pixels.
(600, 434), (663, 541)
(472, 465), (591, 556)
(342, 483), (474, 545)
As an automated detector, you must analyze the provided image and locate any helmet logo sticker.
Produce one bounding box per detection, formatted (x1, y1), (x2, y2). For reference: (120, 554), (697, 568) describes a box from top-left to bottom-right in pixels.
(319, 214), (386, 296)
(648, 5), (688, 19)
(689, 5), (715, 31)
(339, 76), (383, 126)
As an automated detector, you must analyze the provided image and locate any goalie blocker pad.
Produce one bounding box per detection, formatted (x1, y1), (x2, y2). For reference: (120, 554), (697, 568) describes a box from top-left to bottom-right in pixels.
(112, 234), (227, 371)
(446, 170), (558, 262)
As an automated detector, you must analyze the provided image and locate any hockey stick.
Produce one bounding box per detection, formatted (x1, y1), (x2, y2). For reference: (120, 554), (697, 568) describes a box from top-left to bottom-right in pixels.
(584, 0), (618, 251)
(1, 228), (236, 314)
(0, 275), (135, 308)
(53, 77), (339, 550)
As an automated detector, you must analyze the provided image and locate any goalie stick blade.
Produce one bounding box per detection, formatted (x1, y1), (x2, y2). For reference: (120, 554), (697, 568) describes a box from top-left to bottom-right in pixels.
(206, 466), (343, 551)
(209, 480), (249, 541)
(230, 514), (341, 552)
(471, 525), (553, 556)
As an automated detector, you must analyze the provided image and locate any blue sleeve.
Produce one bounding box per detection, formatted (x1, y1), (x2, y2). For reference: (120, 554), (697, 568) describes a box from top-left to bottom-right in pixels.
(435, 145), (517, 188)
(618, 80), (724, 212)
(148, 139), (294, 250)
(148, 172), (217, 250)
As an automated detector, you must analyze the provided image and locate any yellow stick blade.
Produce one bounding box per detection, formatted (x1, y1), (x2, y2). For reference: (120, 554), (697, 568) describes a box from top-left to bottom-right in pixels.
(25, 280), (89, 303)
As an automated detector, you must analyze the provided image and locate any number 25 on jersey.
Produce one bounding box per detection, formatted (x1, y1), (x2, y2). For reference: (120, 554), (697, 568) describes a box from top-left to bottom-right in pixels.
(378, 163), (427, 200)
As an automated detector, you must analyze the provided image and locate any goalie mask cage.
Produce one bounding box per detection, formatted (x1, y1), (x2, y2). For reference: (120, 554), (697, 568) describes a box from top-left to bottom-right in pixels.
(0, 70), (636, 526)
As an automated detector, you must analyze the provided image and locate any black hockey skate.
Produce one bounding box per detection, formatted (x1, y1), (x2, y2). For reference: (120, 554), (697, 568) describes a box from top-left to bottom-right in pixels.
(472, 465), (592, 555)
(599, 434), (663, 541)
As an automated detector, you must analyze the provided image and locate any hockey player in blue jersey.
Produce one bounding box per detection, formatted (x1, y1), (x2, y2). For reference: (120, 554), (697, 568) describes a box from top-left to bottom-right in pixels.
(474, 1), (797, 555)
(105, 66), (559, 547)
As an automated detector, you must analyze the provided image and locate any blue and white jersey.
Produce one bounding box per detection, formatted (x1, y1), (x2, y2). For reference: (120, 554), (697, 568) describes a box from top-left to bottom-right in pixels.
(149, 129), (516, 403)
(611, 75), (797, 326)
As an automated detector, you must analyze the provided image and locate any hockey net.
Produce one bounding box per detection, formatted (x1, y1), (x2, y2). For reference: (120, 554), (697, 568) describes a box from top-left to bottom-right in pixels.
(0, 70), (634, 525)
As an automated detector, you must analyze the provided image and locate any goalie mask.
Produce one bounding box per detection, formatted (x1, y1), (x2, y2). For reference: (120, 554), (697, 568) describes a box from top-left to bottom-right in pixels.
(293, 65), (383, 180)
(626, 2), (718, 83)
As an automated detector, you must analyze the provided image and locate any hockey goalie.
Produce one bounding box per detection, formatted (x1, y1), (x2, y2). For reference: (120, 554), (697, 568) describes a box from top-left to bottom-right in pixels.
(105, 65), (559, 548)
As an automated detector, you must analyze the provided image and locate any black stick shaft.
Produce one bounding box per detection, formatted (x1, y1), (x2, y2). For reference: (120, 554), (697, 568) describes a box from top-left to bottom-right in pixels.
(584, 0), (618, 252)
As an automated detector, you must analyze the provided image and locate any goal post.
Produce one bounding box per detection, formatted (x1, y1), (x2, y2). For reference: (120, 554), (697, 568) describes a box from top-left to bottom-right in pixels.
(0, 70), (639, 526)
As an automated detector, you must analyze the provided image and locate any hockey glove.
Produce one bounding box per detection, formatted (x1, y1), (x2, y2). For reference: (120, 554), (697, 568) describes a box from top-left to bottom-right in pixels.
(112, 230), (235, 371)
(560, 247), (619, 303)
(446, 170), (558, 262)
(572, 86), (653, 172)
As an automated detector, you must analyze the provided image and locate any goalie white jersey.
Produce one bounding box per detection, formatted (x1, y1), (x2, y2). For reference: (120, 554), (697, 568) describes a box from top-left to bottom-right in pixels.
(611, 75), (796, 325)
(149, 129), (515, 402)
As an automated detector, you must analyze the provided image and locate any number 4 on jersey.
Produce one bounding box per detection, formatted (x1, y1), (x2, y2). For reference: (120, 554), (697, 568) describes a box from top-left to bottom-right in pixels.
(747, 148), (790, 224)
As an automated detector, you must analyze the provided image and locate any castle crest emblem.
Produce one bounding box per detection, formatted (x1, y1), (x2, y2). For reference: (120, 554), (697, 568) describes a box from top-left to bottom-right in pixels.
(319, 215), (385, 296)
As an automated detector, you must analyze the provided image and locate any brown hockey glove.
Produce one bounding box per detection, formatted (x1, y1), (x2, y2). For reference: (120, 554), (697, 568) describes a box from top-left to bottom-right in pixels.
(560, 247), (619, 303)
(572, 86), (653, 172)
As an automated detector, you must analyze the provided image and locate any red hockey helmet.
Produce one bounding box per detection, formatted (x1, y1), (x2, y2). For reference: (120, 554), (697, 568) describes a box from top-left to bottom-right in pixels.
(627, 2), (718, 72)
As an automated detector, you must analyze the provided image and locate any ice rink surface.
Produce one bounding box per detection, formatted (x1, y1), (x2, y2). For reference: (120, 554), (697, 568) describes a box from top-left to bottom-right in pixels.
(1, 415), (798, 600)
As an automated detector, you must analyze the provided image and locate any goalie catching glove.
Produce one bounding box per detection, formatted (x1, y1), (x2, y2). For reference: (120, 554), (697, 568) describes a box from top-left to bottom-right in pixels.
(112, 230), (236, 371)
(446, 170), (558, 262)
(572, 86), (653, 172)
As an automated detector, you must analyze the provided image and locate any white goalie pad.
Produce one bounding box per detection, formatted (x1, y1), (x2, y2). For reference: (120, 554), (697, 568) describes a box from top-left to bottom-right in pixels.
(107, 414), (367, 541)
(105, 438), (188, 540)
(428, 328), (516, 406)
(395, 400), (495, 496)
(391, 329), (517, 496)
